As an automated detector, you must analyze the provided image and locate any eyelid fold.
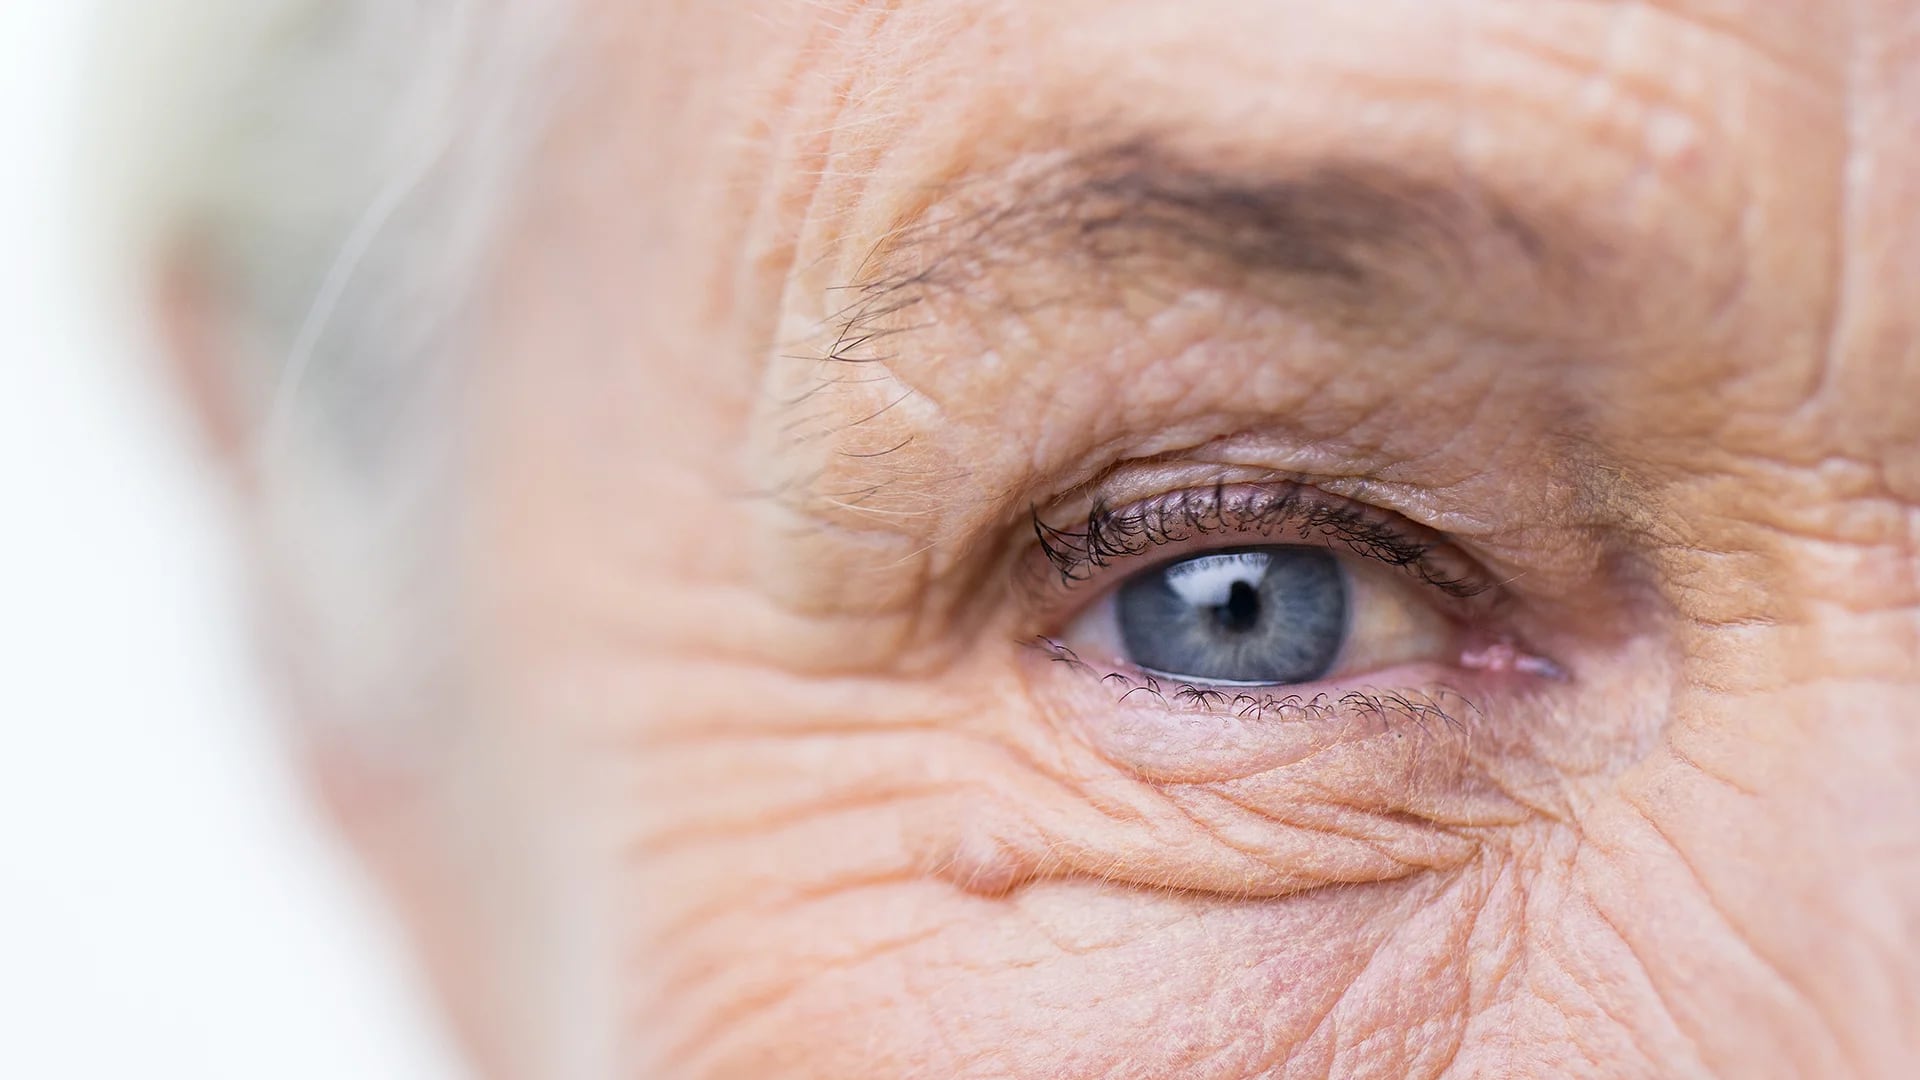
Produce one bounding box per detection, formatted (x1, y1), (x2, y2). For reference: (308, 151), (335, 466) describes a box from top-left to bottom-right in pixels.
(1025, 479), (1502, 614)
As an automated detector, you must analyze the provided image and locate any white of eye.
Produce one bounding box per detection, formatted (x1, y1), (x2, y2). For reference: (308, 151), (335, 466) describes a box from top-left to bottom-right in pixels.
(1161, 551), (1272, 606)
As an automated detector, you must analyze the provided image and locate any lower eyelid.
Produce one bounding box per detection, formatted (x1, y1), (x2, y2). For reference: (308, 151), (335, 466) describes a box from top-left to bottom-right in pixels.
(1017, 645), (1538, 829)
(1032, 644), (1569, 749)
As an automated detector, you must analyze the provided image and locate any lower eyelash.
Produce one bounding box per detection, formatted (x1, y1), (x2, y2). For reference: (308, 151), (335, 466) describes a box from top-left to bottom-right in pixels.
(1031, 636), (1481, 730)
(1030, 480), (1486, 598)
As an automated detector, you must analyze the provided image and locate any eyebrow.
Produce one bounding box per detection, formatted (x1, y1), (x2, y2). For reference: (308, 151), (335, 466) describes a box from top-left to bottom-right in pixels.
(832, 138), (1565, 342)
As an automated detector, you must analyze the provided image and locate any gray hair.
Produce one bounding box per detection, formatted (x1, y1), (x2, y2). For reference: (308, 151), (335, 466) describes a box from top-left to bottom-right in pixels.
(87, 1), (572, 746)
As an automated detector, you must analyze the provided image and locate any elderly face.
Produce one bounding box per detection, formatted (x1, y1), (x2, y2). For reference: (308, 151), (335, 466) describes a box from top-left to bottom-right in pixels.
(213, 0), (1920, 1076)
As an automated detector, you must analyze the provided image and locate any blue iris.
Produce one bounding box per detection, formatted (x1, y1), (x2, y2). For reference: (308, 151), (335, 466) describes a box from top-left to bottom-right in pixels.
(1116, 546), (1348, 685)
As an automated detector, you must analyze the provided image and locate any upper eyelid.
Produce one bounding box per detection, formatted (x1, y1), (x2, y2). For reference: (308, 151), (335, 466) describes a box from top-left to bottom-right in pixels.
(1029, 481), (1493, 596)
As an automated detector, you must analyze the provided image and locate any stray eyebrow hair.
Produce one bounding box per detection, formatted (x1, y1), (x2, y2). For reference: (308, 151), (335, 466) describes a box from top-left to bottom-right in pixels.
(826, 137), (1565, 355)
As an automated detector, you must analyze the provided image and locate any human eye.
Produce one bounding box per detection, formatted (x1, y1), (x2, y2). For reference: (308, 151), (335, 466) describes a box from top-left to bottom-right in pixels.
(1029, 480), (1560, 704)
(1068, 541), (1434, 686)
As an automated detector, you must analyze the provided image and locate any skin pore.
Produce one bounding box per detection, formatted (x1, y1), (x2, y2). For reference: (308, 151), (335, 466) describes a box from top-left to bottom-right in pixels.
(209, 1), (1920, 1077)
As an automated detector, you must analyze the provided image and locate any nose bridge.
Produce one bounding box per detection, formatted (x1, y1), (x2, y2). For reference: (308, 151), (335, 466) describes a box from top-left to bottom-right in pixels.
(1635, 658), (1920, 1070)
(1785, 502), (1920, 681)
(1811, 1), (1920, 505)
(1660, 481), (1920, 773)
(1651, 451), (1920, 680)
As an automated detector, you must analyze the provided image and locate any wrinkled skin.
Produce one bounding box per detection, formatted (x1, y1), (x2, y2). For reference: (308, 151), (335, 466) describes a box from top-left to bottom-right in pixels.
(209, 1), (1920, 1077)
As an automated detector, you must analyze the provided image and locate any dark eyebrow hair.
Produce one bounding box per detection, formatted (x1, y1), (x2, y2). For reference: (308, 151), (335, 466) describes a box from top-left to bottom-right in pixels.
(1035, 140), (1523, 281)
(824, 138), (1565, 359)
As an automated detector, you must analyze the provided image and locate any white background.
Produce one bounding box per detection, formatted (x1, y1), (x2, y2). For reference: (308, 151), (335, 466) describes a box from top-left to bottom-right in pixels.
(0, 4), (464, 1076)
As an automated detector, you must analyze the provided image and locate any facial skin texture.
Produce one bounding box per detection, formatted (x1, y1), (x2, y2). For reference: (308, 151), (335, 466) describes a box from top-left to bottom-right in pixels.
(210, 1), (1920, 1077)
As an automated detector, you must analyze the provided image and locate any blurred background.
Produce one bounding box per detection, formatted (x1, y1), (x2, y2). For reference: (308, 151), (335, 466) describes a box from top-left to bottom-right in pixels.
(0, 4), (461, 1076)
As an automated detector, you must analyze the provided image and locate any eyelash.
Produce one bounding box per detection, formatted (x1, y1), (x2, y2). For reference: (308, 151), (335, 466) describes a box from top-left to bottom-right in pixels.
(1029, 633), (1485, 730)
(1028, 480), (1489, 600)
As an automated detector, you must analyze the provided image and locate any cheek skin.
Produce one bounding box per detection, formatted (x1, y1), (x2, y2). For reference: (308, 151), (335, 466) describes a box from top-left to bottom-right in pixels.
(617, 627), (1809, 1079)
(620, 678), (1490, 1079)
(657, 869), (1509, 1079)
(609, 627), (1608, 1078)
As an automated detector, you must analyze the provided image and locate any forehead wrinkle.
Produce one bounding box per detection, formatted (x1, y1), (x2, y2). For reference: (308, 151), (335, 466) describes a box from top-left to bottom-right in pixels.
(762, 0), (1823, 395)
(784, 133), (1582, 418)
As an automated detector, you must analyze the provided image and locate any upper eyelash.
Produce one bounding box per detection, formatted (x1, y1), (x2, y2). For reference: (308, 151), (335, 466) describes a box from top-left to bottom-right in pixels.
(1029, 480), (1488, 598)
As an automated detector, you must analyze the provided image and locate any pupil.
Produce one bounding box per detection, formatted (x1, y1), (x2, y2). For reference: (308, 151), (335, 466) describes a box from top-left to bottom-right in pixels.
(1214, 578), (1262, 633)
